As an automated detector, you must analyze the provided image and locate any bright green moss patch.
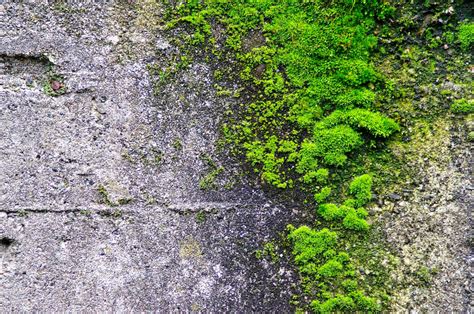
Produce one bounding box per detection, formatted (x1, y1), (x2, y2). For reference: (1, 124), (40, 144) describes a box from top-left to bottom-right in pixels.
(311, 292), (379, 313)
(311, 125), (364, 166)
(167, 0), (399, 191)
(287, 175), (376, 309)
(459, 22), (474, 51)
(314, 109), (400, 138)
(451, 98), (474, 114)
(314, 187), (332, 204)
(349, 174), (373, 207)
(317, 203), (369, 232)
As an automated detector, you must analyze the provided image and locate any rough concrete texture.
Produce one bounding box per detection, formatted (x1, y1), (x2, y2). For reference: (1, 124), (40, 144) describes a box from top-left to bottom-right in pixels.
(0, 2), (297, 311)
(0, 1), (472, 312)
(376, 117), (473, 312)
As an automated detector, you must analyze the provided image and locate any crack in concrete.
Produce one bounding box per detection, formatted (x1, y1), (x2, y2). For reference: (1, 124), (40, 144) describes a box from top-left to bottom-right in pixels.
(0, 202), (255, 215)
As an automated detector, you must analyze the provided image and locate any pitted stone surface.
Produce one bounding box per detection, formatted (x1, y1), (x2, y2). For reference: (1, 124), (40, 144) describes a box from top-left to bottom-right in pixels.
(0, 2), (296, 311)
(1, 1), (471, 312)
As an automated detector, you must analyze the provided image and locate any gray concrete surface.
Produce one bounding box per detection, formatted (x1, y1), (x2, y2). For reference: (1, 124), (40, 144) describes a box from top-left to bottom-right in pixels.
(0, 2), (296, 311)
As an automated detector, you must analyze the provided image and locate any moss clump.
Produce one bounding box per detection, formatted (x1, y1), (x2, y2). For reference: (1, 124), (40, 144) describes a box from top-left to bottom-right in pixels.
(309, 125), (365, 167)
(451, 98), (474, 114)
(43, 71), (67, 96)
(314, 186), (332, 204)
(288, 222), (379, 312)
(286, 173), (380, 310)
(458, 22), (474, 51)
(318, 203), (369, 232)
(349, 174), (373, 208)
(195, 211), (207, 223)
(311, 291), (379, 313)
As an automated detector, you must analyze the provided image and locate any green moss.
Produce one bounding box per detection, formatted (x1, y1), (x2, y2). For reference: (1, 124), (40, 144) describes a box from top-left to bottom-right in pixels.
(318, 204), (347, 221)
(199, 154), (224, 190)
(458, 22), (474, 51)
(97, 184), (112, 206)
(311, 125), (364, 167)
(43, 70), (67, 96)
(468, 131), (474, 142)
(318, 259), (344, 277)
(159, 0), (469, 311)
(199, 166), (224, 190)
(342, 209), (369, 232)
(311, 292), (379, 313)
(415, 266), (434, 286)
(287, 226), (338, 265)
(349, 174), (373, 207)
(195, 211), (207, 223)
(97, 183), (131, 207)
(451, 98), (474, 114)
(317, 203), (369, 232)
(165, 0), (395, 309)
(288, 221), (378, 312)
(314, 187), (332, 204)
(172, 138), (182, 150)
(79, 209), (92, 216)
(53, 3), (86, 14)
(255, 242), (279, 264)
(167, 0), (398, 191)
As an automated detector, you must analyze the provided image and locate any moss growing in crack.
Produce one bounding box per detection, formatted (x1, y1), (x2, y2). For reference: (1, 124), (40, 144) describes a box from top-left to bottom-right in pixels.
(43, 70), (67, 96)
(79, 209), (92, 216)
(199, 154), (224, 190)
(195, 211), (207, 223)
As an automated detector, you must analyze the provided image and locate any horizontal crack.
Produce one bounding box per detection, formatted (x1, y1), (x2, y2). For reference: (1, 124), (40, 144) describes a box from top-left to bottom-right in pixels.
(0, 202), (262, 215)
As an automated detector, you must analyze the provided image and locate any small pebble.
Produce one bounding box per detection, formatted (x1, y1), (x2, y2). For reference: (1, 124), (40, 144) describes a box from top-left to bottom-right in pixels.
(388, 193), (402, 201)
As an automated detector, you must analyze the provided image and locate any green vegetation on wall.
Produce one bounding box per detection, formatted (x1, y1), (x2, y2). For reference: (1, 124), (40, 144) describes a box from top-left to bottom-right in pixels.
(156, 0), (472, 311)
(458, 21), (474, 51)
(164, 0), (397, 311)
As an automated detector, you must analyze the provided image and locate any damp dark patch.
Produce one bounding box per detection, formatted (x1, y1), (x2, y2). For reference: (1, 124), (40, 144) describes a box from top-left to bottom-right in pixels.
(0, 237), (15, 247)
(0, 53), (52, 77)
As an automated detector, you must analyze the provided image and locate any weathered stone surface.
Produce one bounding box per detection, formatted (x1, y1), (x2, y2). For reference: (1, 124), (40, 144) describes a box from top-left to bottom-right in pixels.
(0, 2), (296, 311)
(0, 1), (471, 312)
(378, 118), (472, 312)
